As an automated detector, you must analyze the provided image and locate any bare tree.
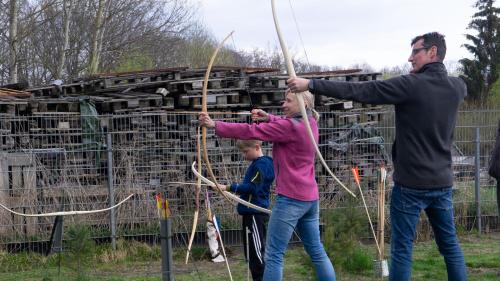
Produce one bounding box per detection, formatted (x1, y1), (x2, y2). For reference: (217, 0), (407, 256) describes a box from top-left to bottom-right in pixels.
(0, 1), (10, 84)
(55, 0), (72, 79)
(6, 0), (62, 85)
(98, 0), (193, 71)
(348, 62), (375, 73)
(3, 0), (195, 84)
(174, 22), (226, 68)
(88, 0), (105, 75)
(231, 45), (331, 73)
(0, 0), (352, 86)
(8, 0), (19, 83)
(380, 63), (411, 79)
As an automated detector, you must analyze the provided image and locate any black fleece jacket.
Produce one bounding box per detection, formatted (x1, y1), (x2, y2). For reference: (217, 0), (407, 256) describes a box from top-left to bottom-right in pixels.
(309, 62), (466, 189)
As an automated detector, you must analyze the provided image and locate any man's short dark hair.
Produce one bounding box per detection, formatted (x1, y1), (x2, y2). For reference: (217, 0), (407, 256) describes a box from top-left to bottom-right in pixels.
(411, 32), (446, 61)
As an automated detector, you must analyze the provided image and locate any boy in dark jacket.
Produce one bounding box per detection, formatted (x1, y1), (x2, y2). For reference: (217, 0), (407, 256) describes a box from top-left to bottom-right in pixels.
(220, 139), (274, 281)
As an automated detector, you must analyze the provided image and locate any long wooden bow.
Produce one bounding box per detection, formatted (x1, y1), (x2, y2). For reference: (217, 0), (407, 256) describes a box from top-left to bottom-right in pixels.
(196, 31), (236, 281)
(191, 162), (271, 214)
(0, 193), (134, 217)
(201, 31), (235, 201)
(188, 31), (232, 261)
(270, 0), (355, 198)
(186, 127), (202, 264)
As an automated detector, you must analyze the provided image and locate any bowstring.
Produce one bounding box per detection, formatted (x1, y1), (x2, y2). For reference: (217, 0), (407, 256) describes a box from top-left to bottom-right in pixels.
(288, 0), (311, 68)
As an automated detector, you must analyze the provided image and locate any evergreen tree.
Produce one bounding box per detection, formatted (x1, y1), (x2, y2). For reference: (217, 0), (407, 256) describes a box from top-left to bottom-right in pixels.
(460, 0), (500, 100)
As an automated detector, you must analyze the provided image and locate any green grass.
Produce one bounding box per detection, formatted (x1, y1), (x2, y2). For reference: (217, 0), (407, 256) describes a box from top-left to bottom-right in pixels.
(0, 233), (498, 281)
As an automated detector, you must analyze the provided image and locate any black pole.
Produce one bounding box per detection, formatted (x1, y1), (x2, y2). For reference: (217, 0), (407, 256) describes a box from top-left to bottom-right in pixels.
(46, 215), (64, 256)
(106, 130), (117, 250)
(160, 218), (174, 281)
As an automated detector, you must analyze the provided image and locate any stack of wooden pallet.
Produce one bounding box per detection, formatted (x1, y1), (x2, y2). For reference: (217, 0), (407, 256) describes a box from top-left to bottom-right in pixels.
(0, 66), (390, 236)
(0, 67), (384, 115)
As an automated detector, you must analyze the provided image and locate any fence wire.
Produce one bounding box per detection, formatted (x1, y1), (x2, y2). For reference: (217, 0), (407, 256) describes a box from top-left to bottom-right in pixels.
(0, 108), (498, 254)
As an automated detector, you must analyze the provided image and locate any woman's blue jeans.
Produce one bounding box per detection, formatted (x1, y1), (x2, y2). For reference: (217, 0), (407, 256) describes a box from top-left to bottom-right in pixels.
(263, 195), (335, 281)
(389, 185), (467, 281)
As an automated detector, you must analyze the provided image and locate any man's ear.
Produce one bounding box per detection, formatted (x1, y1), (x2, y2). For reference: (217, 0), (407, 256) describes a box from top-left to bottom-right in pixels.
(430, 45), (439, 60)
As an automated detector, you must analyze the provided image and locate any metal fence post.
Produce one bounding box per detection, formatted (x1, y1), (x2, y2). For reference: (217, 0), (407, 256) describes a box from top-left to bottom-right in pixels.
(474, 127), (481, 235)
(106, 130), (117, 250)
(161, 218), (174, 281)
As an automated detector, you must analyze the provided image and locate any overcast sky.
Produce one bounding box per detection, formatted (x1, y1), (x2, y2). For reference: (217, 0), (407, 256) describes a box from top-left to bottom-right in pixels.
(190, 0), (483, 71)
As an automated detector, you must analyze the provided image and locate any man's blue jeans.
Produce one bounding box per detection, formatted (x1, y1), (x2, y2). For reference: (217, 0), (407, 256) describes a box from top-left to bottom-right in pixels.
(389, 185), (467, 281)
(263, 195), (336, 281)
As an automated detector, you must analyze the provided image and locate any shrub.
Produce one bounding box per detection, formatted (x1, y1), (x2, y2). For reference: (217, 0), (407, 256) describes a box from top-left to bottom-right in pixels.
(323, 197), (373, 273)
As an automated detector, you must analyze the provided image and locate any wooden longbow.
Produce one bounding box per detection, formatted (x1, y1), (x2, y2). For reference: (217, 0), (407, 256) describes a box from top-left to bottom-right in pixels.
(201, 31), (234, 202)
(191, 161), (272, 215)
(185, 127), (202, 264)
(0, 194), (134, 217)
(270, 0), (355, 198)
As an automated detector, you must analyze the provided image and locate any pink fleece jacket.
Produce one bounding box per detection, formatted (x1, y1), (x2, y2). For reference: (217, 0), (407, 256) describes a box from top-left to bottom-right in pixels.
(215, 114), (319, 201)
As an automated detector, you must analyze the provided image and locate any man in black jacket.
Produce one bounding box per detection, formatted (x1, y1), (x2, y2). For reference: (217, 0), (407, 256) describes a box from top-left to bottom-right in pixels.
(287, 32), (467, 281)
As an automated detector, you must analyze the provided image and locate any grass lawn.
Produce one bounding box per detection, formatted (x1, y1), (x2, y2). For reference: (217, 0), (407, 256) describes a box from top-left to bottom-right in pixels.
(0, 233), (498, 281)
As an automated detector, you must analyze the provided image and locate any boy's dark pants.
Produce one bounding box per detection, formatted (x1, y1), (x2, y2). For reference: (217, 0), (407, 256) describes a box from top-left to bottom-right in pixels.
(242, 213), (268, 281)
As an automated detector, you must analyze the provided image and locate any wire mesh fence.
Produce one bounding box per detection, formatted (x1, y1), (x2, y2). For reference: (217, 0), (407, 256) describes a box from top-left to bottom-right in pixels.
(0, 107), (498, 254)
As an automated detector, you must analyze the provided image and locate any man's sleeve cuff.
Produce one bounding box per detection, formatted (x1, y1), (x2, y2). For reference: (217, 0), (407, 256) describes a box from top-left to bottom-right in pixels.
(308, 79), (315, 93)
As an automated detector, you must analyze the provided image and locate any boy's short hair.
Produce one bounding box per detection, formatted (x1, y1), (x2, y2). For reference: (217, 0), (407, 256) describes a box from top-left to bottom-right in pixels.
(236, 139), (262, 150)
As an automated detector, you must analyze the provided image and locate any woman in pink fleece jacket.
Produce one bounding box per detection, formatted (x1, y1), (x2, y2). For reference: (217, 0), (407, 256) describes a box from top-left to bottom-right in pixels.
(199, 91), (336, 281)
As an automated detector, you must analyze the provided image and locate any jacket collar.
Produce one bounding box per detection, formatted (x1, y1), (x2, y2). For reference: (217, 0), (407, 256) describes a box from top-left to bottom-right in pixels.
(290, 109), (312, 120)
(416, 62), (447, 74)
